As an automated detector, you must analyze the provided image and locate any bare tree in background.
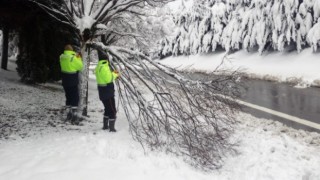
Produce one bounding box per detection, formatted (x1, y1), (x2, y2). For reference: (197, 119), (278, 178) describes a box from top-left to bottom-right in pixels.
(29, 0), (243, 170)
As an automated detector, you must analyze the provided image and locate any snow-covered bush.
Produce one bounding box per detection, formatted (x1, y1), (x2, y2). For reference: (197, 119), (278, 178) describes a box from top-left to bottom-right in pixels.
(160, 0), (320, 56)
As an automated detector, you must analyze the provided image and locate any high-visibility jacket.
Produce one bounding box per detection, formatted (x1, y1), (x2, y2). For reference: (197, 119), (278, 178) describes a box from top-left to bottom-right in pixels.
(95, 60), (118, 86)
(95, 60), (118, 100)
(59, 50), (83, 87)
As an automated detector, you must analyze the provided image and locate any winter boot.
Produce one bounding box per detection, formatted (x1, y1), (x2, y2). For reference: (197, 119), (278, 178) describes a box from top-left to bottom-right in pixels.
(109, 119), (116, 132)
(60, 106), (69, 121)
(70, 107), (80, 125)
(66, 106), (73, 122)
(103, 116), (109, 130)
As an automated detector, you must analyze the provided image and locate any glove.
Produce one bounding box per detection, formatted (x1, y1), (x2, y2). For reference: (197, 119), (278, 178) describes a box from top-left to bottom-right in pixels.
(113, 70), (120, 78)
(76, 52), (82, 58)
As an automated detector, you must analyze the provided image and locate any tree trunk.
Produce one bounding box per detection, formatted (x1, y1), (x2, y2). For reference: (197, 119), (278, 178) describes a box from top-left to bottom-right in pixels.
(1, 26), (9, 70)
(82, 52), (90, 116)
(78, 44), (90, 117)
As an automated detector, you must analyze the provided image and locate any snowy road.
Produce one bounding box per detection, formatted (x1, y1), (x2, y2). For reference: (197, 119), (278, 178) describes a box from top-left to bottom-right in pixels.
(241, 80), (320, 132)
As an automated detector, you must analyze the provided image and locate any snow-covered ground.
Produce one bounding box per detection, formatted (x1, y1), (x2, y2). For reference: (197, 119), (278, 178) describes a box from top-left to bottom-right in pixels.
(160, 48), (320, 88)
(0, 60), (320, 180)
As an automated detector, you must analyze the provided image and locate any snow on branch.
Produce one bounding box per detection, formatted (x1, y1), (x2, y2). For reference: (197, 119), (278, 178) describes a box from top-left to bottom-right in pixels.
(160, 0), (320, 56)
(307, 18), (320, 51)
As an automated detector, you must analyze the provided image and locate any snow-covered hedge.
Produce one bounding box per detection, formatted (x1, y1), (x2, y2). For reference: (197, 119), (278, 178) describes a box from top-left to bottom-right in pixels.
(160, 0), (320, 56)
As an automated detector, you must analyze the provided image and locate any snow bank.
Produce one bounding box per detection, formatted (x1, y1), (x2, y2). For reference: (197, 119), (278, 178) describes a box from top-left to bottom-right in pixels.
(0, 132), (209, 180)
(159, 48), (320, 87)
(219, 113), (320, 180)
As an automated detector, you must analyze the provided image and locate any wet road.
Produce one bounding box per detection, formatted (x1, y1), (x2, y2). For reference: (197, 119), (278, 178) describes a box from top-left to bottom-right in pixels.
(128, 69), (320, 132)
(178, 71), (320, 132)
(240, 80), (320, 132)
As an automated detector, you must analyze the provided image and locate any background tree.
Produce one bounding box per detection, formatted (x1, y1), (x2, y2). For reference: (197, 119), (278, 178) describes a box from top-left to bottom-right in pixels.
(1, 27), (8, 70)
(0, 31), (2, 57)
(159, 0), (320, 57)
(307, 1), (320, 51)
(0, 31), (2, 58)
(17, 10), (74, 83)
(0, 0), (73, 82)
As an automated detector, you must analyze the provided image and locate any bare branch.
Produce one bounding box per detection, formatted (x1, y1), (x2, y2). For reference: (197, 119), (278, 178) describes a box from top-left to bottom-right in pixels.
(89, 0), (98, 15)
(97, 0), (142, 24)
(80, 0), (85, 16)
(94, 0), (114, 20)
(89, 42), (242, 170)
(33, 0), (239, 170)
(27, 0), (76, 28)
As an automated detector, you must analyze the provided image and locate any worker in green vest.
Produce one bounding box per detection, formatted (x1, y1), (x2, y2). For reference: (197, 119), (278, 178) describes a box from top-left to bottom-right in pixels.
(95, 51), (119, 132)
(60, 44), (83, 124)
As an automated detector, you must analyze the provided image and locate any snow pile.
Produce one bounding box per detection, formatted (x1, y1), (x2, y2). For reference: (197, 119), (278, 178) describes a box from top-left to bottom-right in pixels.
(0, 62), (320, 179)
(1, 114), (319, 180)
(220, 113), (320, 180)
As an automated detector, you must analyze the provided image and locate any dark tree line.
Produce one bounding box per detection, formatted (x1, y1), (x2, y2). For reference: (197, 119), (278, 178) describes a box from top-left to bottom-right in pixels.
(0, 0), (76, 83)
(17, 8), (75, 83)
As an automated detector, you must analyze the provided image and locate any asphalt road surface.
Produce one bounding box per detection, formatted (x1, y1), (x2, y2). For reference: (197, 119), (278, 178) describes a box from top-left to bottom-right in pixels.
(240, 79), (320, 132)
(147, 70), (320, 132)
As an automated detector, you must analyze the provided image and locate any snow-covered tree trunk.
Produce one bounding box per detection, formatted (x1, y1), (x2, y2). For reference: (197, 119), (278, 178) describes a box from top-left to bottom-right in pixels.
(78, 44), (90, 116)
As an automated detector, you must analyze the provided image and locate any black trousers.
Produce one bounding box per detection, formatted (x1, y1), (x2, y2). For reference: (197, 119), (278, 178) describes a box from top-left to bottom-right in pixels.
(63, 85), (79, 107)
(102, 97), (116, 119)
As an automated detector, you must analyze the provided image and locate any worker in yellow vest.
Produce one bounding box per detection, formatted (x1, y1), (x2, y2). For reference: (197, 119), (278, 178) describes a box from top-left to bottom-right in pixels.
(59, 44), (83, 124)
(95, 51), (119, 132)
